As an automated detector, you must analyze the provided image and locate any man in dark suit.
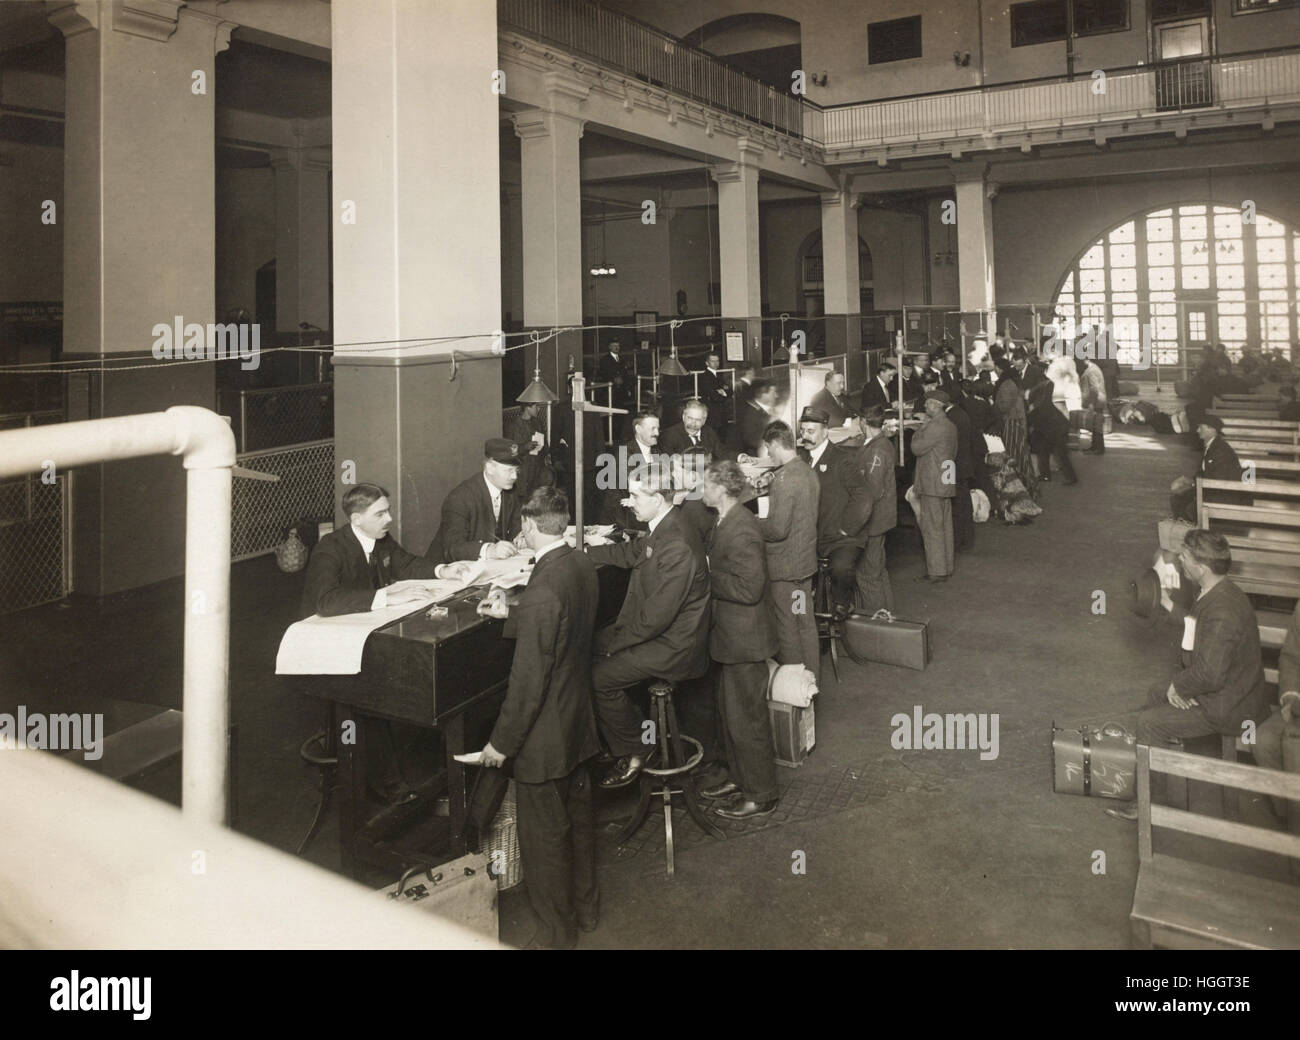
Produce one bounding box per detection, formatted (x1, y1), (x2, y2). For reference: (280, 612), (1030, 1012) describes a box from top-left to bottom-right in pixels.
(758, 421), (821, 684)
(937, 351), (961, 399)
(597, 340), (635, 440)
(910, 393), (958, 582)
(861, 357), (902, 415)
(598, 410), (666, 531)
(585, 471), (712, 788)
(478, 488), (601, 949)
(937, 391), (975, 553)
(852, 407), (898, 613)
(698, 352), (731, 431)
(697, 460), (780, 820)
(799, 406), (872, 618)
(1111, 531), (1268, 819)
(658, 399), (723, 461)
(300, 482), (466, 618)
(437, 438), (525, 563)
(1027, 377), (1077, 486)
(1170, 416), (1243, 522)
(809, 371), (858, 429)
(737, 378), (777, 458)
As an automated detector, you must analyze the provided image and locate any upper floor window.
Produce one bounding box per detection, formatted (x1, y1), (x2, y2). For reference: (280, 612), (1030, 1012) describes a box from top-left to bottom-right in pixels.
(1150, 0), (1211, 19)
(1075, 0), (1130, 35)
(1011, 1), (1068, 47)
(1234, 0), (1299, 12)
(868, 15), (922, 64)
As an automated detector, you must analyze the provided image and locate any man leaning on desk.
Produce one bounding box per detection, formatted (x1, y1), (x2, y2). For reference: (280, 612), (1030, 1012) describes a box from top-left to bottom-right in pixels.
(300, 483), (470, 618)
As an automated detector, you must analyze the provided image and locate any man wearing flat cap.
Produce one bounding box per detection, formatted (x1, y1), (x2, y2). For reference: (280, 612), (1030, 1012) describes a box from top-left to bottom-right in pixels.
(1169, 415), (1244, 523)
(910, 392), (958, 582)
(799, 405), (872, 617)
(436, 437), (525, 562)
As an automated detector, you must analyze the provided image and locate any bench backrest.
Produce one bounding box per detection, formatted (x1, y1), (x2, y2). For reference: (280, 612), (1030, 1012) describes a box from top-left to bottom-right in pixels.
(1138, 744), (1300, 864)
(1210, 415), (1299, 431)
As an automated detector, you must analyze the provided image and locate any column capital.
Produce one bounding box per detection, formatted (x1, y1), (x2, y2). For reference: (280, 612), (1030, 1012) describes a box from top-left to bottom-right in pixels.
(180, 9), (238, 54)
(112, 0), (184, 42)
(819, 189), (862, 210)
(541, 71), (591, 107)
(47, 2), (99, 37)
(735, 137), (765, 162)
(511, 109), (585, 141)
(951, 160), (991, 185)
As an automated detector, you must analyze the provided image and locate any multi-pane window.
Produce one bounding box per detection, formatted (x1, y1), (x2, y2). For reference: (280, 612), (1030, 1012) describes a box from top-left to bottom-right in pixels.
(1011, 0), (1068, 46)
(1235, 0), (1299, 12)
(867, 15), (922, 64)
(1052, 204), (1300, 366)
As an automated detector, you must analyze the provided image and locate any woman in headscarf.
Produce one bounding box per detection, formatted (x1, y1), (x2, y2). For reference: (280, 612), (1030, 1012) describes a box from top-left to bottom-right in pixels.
(993, 357), (1038, 500)
(986, 452), (1043, 525)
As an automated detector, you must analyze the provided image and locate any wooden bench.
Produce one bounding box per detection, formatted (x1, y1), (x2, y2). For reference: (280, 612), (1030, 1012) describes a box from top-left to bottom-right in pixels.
(1130, 744), (1300, 949)
(1198, 477), (1300, 562)
(1247, 459), (1300, 484)
(1215, 393), (1281, 410)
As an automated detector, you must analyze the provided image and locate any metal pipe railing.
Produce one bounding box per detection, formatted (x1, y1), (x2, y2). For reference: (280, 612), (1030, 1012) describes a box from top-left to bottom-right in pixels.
(0, 407), (236, 826)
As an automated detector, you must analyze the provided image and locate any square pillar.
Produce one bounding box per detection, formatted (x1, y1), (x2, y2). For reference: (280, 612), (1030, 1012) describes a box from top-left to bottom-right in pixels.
(955, 170), (997, 336)
(271, 147), (332, 334)
(711, 139), (764, 367)
(331, 0), (502, 553)
(820, 189), (863, 359)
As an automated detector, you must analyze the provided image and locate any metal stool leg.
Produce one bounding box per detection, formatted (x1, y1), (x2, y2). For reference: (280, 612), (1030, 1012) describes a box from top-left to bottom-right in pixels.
(665, 694), (722, 839)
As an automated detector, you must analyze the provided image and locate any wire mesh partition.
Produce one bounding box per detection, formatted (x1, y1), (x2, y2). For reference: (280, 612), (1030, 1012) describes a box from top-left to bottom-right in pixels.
(221, 383), (334, 453)
(0, 473), (69, 614)
(230, 440), (335, 562)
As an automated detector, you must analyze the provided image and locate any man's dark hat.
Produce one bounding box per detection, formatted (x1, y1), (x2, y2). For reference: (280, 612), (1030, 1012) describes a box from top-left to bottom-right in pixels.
(799, 406), (829, 425)
(1201, 414), (1224, 431)
(925, 390), (951, 406)
(485, 437), (522, 465)
(860, 405), (885, 426)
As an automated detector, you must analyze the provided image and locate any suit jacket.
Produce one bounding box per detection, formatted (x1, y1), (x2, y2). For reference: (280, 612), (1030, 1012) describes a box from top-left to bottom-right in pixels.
(598, 441), (667, 531)
(804, 442), (873, 552)
(961, 393), (999, 438)
(1027, 379), (1069, 439)
(911, 411), (958, 498)
(489, 544), (600, 783)
(658, 422), (723, 461)
(1199, 436), (1243, 483)
(585, 507), (712, 681)
(937, 369), (961, 399)
(809, 388), (857, 428)
(738, 400), (773, 456)
(860, 377), (897, 415)
(597, 351), (633, 404)
(1018, 362), (1047, 396)
(943, 402), (974, 481)
(706, 505), (778, 664)
(438, 473), (522, 562)
(677, 495), (716, 546)
(1172, 579), (1269, 733)
(299, 524), (440, 619)
(854, 432), (898, 536)
(698, 368), (730, 426)
(758, 457), (820, 581)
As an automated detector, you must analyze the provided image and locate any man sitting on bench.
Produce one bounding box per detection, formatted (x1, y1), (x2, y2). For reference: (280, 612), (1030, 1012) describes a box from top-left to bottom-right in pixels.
(1111, 530), (1269, 820)
(1169, 416), (1242, 523)
(1279, 385), (1300, 423)
(1254, 600), (1300, 830)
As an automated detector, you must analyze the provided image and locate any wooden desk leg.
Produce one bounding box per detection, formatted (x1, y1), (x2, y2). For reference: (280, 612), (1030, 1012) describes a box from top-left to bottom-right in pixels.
(337, 703), (364, 881)
(445, 714), (469, 858)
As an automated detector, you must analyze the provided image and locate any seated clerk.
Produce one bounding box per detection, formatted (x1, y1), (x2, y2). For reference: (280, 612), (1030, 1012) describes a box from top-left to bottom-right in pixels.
(860, 357), (900, 415)
(300, 483), (471, 618)
(599, 410), (665, 531)
(583, 470), (712, 789)
(438, 438), (525, 563)
(658, 399), (724, 461)
(808, 370), (858, 428)
(1169, 415), (1243, 523)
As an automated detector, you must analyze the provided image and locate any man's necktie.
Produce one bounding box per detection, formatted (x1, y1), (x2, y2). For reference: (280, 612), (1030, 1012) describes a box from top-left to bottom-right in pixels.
(367, 551), (384, 590)
(494, 495), (505, 541)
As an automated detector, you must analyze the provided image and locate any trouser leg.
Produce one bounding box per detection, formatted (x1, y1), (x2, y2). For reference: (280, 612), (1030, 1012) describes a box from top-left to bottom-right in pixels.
(515, 772), (577, 949)
(918, 496), (953, 578)
(591, 648), (653, 757)
(768, 578), (820, 685)
(718, 660), (779, 804)
(952, 478), (973, 551)
(1054, 435), (1077, 482)
(828, 544), (862, 612)
(854, 534), (894, 613)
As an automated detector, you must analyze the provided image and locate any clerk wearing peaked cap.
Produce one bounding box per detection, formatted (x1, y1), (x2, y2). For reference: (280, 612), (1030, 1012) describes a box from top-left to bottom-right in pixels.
(436, 438), (525, 563)
(799, 405), (872, 617)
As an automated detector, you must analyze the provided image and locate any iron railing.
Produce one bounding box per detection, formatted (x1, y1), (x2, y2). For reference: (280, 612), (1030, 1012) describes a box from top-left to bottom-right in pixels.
(499, 0), (820, 141)
(822, 46), (1300, 151)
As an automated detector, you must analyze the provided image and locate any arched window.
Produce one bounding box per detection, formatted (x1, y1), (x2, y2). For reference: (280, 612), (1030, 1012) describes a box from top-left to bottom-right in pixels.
(1052, 204), (1300, 365)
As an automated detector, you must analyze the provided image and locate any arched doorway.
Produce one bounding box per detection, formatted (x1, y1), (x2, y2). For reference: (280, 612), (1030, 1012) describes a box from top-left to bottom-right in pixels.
(795, 229), (874, 318)
(1051, 203), (1300, 365)
(683, 13), (800, 93)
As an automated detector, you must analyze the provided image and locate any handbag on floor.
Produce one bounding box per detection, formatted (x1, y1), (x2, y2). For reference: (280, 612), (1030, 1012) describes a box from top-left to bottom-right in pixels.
(1050, 722), (1136, 800)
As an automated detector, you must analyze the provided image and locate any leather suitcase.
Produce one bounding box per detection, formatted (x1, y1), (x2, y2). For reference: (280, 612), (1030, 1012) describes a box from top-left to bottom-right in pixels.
(377, 851), (499, 944)
(1051, 722), (1137, 800)
(842, 609), (930, 670)
(769, 699), (815, 768)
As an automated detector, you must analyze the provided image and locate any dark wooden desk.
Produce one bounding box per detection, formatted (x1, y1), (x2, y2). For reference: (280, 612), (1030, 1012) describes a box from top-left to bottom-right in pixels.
(299, 565), (629, 880)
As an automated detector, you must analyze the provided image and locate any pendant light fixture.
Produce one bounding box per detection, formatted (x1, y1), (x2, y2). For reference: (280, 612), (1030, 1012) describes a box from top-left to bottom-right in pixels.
(516, 329), (559, 404)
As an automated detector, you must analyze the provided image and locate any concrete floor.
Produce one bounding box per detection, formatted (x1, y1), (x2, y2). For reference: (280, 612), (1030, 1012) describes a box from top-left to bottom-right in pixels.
(2, 426), (1290, 948)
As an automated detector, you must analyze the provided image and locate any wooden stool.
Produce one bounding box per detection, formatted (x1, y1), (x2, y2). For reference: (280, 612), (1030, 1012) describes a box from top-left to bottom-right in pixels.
(813, 554), (841, 682)
(618, 680), (723, 876)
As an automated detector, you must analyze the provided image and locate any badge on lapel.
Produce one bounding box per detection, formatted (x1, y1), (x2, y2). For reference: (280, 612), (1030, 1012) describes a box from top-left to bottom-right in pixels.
(819, 464), (827, 473)
(382, 555), (391, 568)
(645, 545), (653, 558)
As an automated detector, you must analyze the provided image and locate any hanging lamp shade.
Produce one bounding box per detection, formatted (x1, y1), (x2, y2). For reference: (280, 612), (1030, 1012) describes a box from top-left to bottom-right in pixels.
(517, 371), (559, 404)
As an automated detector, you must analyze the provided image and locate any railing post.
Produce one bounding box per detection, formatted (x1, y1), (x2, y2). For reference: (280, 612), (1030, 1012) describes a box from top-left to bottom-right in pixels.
(239, 390), (248, 453)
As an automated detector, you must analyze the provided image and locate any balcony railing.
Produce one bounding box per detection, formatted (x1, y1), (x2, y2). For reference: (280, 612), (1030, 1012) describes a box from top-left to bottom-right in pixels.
(499, 0), (821, 141)
(822, 46), (1300, 153)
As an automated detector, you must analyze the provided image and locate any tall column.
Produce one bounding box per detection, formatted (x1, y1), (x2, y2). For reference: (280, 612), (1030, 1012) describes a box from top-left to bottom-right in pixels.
(711, 139), (764, 366)
(820, 189), (862, 359)
(271, 145), (332, 334)
(513, 75), (587, 396)
(51, 1), (231, 596)
(331, 0), (501, 553)
(955, 169), (997, 337)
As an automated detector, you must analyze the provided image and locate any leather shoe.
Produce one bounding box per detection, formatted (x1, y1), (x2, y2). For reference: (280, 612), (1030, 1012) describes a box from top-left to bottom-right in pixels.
(599, 750), (654, 789)
(714, 798), (778, 821)
(367, 779), (418, 806)
(700, 779), (739, 800)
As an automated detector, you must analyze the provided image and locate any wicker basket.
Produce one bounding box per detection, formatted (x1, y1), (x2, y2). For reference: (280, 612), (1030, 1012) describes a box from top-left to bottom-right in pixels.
(483, 780), (523, 891)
